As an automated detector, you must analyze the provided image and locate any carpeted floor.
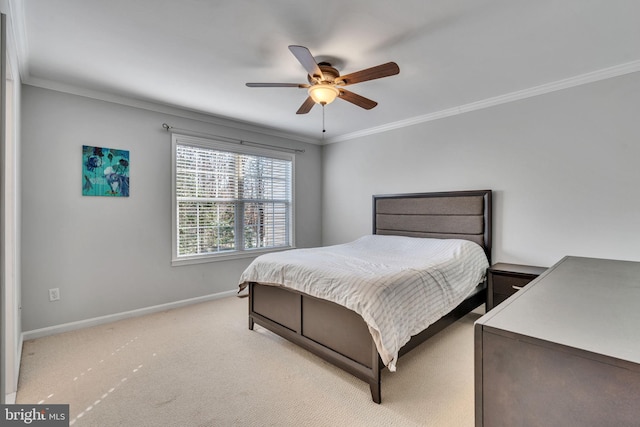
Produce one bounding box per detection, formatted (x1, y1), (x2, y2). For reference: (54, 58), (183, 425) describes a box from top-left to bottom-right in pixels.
(17, 296), (483, 426)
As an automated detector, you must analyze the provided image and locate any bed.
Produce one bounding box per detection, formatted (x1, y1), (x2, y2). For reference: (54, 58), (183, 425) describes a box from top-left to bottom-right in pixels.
(238, 189), (492, 403)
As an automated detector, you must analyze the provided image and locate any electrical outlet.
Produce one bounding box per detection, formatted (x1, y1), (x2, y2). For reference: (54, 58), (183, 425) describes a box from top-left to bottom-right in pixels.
(49, 288), (60, 302)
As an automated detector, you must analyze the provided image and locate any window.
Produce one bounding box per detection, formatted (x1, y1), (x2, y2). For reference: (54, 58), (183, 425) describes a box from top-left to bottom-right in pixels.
(171, 134), (294, 265)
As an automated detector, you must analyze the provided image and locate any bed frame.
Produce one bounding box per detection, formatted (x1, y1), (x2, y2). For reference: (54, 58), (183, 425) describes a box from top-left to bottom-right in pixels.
(247, 189), (492, 403)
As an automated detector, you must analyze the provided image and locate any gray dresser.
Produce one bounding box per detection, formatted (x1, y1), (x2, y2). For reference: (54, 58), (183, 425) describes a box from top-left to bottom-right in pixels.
(474, 256), (640, 427)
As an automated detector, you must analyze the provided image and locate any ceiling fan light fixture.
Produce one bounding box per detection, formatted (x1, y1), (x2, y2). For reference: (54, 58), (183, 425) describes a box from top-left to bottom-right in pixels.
(308, 84), (339, 105)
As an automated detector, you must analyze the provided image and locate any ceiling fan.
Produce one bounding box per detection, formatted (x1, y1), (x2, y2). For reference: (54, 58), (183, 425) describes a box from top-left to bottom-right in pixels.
(246, 45), (400, 114)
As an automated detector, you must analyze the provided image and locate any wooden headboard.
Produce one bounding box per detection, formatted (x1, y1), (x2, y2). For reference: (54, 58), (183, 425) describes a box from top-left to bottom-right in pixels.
(372, 190), (492, 262)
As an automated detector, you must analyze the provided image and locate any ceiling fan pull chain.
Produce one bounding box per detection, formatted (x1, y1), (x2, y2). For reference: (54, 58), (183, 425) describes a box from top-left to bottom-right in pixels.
(322, 104), (326, 137)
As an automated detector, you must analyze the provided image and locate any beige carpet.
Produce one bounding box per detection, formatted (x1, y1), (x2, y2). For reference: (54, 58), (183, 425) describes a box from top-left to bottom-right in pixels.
(17, 296), (483, 426)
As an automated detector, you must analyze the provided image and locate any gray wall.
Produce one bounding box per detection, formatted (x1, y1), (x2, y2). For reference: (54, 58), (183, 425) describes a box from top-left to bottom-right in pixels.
(21, 71), (640, 331)
(322, 72), (640, 267)
(21, 86), (322, 331)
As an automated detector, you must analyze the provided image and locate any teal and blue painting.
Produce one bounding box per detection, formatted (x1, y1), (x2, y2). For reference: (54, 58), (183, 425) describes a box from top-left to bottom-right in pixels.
(82, 145), (130, 197)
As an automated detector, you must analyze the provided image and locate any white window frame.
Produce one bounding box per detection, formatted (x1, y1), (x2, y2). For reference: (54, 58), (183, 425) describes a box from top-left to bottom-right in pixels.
(171, 133), (295, 266)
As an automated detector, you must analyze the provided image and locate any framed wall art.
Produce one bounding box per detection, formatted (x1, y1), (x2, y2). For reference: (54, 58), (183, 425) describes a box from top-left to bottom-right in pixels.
(82, 145), (130, 197)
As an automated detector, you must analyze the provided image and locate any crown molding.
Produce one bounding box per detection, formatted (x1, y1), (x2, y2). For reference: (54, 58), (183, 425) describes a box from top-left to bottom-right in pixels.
(324, 60), (640, 144)
(19, 59), (640, 147)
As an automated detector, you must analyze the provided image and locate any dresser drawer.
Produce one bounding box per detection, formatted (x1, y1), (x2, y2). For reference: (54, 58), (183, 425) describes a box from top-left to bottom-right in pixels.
(491, 274), (537, 296)
(487, 263), (547, 311)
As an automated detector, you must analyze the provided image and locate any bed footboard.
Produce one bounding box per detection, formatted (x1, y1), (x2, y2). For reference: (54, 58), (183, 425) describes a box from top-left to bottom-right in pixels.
(248, 281), (486, 403)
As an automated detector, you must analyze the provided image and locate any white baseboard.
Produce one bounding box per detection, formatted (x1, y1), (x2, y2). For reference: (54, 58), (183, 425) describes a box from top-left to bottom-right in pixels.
(22, 290), (238, 341)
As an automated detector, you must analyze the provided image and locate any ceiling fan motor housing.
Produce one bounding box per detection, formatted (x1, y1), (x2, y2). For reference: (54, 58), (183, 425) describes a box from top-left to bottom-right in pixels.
(309, 63), (341, 84)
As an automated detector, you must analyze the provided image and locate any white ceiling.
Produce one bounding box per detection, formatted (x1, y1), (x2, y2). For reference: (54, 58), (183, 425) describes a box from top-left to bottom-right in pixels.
(11, 0), (640, 143)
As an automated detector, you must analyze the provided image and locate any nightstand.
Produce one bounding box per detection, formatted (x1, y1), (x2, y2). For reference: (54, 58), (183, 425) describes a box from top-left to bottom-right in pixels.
(486, 263), (547, 311)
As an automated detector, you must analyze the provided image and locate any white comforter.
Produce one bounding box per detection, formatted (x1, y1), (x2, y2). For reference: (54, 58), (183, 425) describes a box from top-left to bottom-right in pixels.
(238, 234), (489, 371)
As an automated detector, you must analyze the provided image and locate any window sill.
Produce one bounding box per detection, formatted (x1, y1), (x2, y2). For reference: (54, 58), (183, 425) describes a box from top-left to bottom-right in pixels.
(171, 246), (295, 267)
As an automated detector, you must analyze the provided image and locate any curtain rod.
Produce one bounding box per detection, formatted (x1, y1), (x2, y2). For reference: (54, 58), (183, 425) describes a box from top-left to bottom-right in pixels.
(161, 123), (305, 154)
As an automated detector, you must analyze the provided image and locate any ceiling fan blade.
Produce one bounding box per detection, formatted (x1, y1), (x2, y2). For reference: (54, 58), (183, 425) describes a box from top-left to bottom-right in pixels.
(288, 45), (324, 80)
(336, 62), (400, 86)
(296, 96), (316, 114)
(338, 89), (378, 110)
(246, 83), (309, 88)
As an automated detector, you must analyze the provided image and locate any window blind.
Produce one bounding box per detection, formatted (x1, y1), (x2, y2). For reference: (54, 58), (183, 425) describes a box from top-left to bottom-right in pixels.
(173, 137), (293, 261)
